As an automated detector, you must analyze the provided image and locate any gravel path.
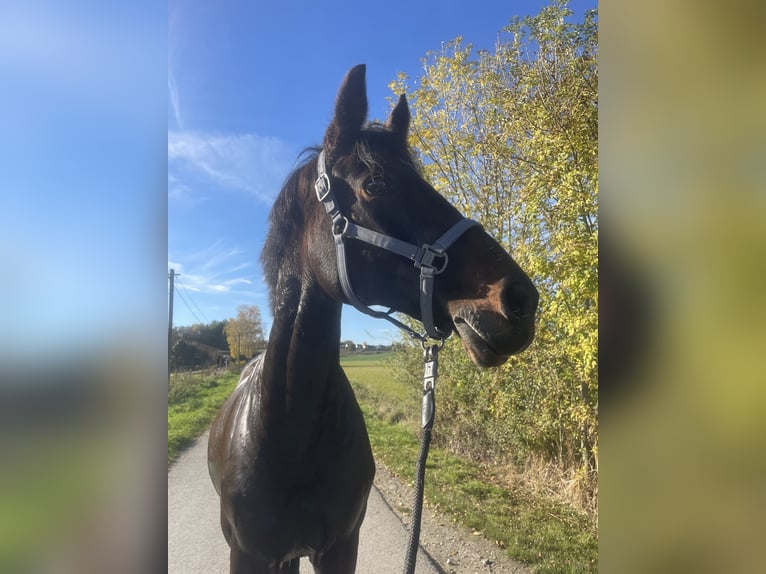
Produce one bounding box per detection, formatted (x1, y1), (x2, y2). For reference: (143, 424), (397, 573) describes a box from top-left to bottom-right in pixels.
(373, 464), (532, 574)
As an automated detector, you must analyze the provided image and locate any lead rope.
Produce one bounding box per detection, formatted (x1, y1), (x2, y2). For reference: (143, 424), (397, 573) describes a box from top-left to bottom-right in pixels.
(403, 342), (441, 574)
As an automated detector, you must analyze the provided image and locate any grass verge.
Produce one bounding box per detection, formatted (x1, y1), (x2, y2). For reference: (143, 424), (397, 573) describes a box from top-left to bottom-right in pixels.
(341, 353), (598, 574)
(168, 369), (239, 464)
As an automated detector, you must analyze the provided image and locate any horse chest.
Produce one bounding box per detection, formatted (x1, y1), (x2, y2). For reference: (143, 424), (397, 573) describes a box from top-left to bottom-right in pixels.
(223, 451), (372, 561)
(215, 368), (375, 562)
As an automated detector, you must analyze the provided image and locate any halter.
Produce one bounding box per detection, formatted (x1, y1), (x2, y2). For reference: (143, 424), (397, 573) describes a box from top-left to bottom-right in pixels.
(314, 149), (480, 341)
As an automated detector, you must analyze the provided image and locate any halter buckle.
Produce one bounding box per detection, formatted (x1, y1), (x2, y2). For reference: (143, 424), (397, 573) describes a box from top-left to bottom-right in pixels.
(414, 244), (449, 275)
(332, 214), (349, 237)
(315, 173), (331, 201)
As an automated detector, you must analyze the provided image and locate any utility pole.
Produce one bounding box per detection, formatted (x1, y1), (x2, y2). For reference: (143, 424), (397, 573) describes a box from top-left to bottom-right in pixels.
(168, 269), (179, 377)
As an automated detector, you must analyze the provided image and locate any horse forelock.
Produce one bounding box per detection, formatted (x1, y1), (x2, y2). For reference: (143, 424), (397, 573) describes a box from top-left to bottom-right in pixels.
(344, 124), (417, 176)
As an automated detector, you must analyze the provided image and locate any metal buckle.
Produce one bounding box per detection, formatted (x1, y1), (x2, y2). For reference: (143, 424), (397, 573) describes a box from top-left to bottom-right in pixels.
(332, 215), (349, 237)
(315, 173), (331, 201)
(414, 244), (449, 275)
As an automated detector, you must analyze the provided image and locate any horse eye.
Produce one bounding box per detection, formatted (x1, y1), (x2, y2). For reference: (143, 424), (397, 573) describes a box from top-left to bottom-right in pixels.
(364, 179), (388, 196)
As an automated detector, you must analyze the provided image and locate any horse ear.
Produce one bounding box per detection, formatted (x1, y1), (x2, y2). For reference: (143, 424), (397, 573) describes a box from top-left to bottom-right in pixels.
(324, 64), (368, 155)
(387, 94), (410, 139)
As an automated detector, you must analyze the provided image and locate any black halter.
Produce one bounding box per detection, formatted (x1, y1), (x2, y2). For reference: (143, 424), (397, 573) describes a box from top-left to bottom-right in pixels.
(314, 149), (480, 341)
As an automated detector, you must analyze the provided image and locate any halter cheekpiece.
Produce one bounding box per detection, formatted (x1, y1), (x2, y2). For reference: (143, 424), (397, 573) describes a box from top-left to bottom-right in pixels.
(314, 149), (480, 341)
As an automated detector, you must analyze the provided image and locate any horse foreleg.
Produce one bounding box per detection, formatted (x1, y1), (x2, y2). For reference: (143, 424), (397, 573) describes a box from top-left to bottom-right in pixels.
(228, 545), (272, 574)
(310, 527), (361, 574)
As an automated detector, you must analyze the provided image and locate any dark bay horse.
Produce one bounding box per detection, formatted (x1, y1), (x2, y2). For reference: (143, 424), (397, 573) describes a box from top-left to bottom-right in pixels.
(207, 64), (538, 573)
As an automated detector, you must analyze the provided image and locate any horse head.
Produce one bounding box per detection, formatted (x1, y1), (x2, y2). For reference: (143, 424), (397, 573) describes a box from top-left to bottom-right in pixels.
(307, 64), (538, 367)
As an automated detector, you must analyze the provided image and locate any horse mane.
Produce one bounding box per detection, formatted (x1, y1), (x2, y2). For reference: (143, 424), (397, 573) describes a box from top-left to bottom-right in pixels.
(261, 148), (319, 312)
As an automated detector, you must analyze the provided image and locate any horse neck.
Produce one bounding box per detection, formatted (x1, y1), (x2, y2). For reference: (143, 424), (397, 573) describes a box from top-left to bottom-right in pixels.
(259, 272), (342, 445)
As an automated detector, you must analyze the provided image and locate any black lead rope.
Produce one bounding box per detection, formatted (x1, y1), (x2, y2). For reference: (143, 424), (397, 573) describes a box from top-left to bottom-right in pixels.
(403, 342), (441, 574)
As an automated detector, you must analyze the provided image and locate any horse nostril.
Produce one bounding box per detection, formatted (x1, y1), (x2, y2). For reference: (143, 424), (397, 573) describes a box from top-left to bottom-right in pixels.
(499, 277), (538, 320)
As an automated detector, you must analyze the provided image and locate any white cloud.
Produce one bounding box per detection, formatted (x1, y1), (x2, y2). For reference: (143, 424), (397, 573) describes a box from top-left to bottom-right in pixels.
(207, 278), (252, 293)
(168, 173), (208, 205)
(169, 241), (261, 297)
(168, 130), (293, 203)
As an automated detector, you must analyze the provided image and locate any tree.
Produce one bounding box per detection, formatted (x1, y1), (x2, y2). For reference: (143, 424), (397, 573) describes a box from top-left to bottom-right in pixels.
(171, 320), (230, 370)
(174, 320), (229, 350)
(224, 305), (266, 360)
(390, 1), (598, 509)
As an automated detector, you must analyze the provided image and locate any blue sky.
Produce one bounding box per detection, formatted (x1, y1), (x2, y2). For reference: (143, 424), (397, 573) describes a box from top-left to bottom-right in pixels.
(168, 0), (595, 345)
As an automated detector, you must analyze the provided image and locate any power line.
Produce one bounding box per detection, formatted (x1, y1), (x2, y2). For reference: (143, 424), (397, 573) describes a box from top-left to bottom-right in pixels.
(175, 284), (203, 324)
(176, 278), (208, 323)
(177, 279), (206, 321)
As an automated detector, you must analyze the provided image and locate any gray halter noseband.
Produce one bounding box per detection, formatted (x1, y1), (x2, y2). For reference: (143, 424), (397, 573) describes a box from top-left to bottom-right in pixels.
(314, 149), (480, 341)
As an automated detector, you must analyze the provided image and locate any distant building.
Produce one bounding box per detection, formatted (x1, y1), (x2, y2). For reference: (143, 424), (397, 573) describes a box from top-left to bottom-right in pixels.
(339, 341), (392, 355)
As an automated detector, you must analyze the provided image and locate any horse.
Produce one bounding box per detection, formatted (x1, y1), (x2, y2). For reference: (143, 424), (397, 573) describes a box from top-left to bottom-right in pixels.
(207, 64), (538, 574)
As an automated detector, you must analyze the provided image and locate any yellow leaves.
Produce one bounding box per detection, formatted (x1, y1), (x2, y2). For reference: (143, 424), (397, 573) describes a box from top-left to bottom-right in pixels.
(390, 1), (598, 476)
(224, 304), (265, 360)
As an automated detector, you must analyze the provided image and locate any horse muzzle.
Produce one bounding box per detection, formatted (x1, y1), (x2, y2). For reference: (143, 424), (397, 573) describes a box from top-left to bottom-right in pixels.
(448, 277), (538, 367)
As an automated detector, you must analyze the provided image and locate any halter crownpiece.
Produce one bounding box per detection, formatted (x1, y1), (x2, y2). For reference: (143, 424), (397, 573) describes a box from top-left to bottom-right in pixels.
(315, 149), (480, 341)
